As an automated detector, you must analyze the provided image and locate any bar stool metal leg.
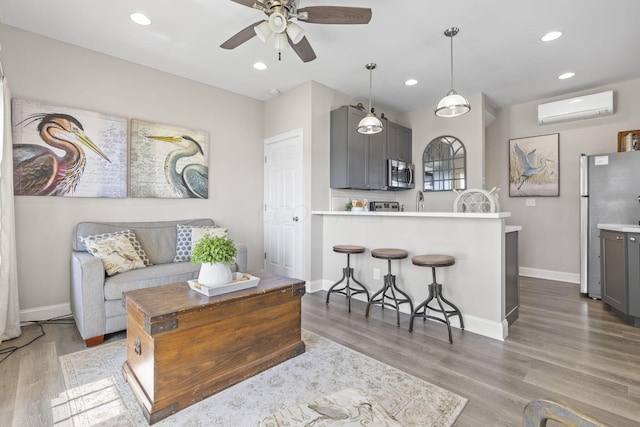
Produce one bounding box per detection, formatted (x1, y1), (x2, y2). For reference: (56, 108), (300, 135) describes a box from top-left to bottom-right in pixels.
(409, 256), (463, 344)
(366, 258), (413, 326)
(326, 252), (370, 312)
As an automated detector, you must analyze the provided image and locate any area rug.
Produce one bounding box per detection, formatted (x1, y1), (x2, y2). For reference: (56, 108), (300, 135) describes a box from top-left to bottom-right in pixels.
(56, 330), (467, 426)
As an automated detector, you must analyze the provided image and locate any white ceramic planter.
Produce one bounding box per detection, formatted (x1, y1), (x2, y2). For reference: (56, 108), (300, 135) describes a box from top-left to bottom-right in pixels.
(198, 262), (233, 287)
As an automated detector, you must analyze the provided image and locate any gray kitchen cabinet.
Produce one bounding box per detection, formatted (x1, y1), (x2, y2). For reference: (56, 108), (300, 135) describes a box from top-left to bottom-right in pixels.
(600, 230), (640, 326)
(386, 121), (412, 163)
(330, 106), (387, 190)
(505, 230), (520, 325)
(627, 233), (640, 318)
(385, 121), (412, 163)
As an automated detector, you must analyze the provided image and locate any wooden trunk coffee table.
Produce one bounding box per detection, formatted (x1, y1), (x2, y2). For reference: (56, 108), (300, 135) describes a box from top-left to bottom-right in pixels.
(121, 273), (306, 424)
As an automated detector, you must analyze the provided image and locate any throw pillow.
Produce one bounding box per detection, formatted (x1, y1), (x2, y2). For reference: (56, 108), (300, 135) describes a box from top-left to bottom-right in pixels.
(83, 234), (146, 276)
(174, 224), (227, 262)
(191, 227), (229, 252)
(80, 229), (152, 266)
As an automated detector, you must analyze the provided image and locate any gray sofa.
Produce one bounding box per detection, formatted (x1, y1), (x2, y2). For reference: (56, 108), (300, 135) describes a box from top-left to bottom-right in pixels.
(70, 218), (247, 346)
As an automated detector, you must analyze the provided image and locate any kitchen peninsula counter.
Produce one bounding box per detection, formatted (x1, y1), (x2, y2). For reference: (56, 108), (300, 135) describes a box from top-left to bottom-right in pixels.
(311, 210), (515, 340)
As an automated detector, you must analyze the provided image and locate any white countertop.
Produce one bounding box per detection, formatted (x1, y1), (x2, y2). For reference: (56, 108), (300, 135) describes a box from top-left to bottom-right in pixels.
(312, 210), (511, 219)
(597, 223), (640, 233)
(505, 226), (522, 233)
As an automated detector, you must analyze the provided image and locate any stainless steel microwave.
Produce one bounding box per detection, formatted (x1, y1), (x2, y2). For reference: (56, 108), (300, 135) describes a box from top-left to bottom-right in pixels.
(387, 159), (414, 189)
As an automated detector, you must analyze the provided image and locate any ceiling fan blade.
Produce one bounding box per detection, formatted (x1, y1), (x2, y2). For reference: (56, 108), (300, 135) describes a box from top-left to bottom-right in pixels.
(220, 21), (262, 49)
(289, 35), (317, 63)
(297, 6), (372, 24)
(231, 0), (259, 8)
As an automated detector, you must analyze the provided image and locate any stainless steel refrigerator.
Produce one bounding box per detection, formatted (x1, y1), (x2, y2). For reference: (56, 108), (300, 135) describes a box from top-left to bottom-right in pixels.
(580, 151), (640, 298)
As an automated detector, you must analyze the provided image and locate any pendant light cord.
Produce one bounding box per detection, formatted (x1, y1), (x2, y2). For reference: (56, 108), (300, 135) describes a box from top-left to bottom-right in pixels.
(449, 33), (454, 91)
(367, 66), (373, 113)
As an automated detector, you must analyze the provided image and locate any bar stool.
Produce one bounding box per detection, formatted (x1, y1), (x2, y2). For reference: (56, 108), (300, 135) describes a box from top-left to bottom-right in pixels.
(409, 254), (464, 344)
(326, 245), (370, 312)
(365, 248), (413, 326)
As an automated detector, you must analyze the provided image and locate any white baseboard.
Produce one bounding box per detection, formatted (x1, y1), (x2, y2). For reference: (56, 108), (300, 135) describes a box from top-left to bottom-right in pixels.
(20, 303), (72, 323)
(318, 281), (506, 341)
(519, 267), (579, 284)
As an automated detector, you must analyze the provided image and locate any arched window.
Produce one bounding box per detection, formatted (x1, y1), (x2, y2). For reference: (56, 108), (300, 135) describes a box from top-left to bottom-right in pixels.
(423, 136), (466, 191)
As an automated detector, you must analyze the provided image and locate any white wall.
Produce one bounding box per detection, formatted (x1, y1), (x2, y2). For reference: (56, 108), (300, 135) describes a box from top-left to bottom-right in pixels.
(485, 77), (640, 279)
(264, 81), (356, 285)
(1, 25), (265, 318)
(396, 92), (485, 212)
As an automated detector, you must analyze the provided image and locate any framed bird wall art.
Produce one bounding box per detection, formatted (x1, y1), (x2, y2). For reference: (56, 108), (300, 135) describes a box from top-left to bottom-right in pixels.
(129, 119), (209, 199)
(11, 98), (128, 197)
(508, 133), (559, 197)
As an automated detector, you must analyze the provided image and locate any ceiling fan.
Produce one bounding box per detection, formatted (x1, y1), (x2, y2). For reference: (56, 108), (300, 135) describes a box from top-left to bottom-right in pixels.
(220, 0), (372, 62)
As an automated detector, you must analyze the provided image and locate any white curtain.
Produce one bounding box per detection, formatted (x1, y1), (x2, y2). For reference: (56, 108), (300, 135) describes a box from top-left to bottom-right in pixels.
(0, 72), (21, 343)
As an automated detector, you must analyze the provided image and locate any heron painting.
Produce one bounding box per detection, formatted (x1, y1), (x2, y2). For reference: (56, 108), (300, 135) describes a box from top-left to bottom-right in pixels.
(11, 99), (128, 198)
(129, 119), (209, 198)
(509, 133), (559, 197)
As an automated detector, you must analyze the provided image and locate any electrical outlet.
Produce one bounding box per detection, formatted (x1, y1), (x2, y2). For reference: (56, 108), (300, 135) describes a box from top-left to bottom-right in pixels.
(373, 268), (380, 280)
(525, 198), (536, 207)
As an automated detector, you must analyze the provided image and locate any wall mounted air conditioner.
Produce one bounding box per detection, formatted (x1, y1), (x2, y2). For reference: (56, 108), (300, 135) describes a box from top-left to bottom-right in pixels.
(538, 90), (614, 125)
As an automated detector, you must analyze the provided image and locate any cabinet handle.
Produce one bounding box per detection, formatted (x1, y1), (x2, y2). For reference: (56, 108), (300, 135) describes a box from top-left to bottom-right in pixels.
(616, 236), (623, 240)
(631, 237), (637, 242)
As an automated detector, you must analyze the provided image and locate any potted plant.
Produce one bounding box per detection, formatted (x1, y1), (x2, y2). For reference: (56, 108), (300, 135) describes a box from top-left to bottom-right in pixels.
(191, 235), (238, 287)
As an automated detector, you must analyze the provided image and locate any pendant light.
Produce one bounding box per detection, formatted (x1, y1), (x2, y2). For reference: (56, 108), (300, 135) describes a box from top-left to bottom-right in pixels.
(435, 27), (470, 118)
(357, 63), (384, 134)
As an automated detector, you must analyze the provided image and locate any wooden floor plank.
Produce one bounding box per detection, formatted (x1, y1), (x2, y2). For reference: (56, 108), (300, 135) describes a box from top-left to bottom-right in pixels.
(1, 277), (639, 426)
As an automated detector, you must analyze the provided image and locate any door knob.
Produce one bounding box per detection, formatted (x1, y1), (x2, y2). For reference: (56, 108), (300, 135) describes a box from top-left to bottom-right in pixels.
(293, 216), (299, 222)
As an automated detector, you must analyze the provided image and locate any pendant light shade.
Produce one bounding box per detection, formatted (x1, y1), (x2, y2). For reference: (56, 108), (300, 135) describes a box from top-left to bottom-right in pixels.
(435, 27), (470, 118)
(357, 63), (384, 135)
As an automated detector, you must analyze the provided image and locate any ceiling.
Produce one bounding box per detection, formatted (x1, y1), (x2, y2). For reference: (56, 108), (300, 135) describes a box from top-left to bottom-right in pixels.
(1, 0), (639, 114)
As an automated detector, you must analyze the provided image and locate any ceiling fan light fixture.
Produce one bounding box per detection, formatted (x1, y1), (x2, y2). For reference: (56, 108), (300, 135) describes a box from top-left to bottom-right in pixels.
(435, 27), (470, 118)
(274, 32), (288, 50)
(255, 20), (273, 42)
(286, 22), (304, 44)
(357, 63), (384, 135)
(269, 12), (288, 33)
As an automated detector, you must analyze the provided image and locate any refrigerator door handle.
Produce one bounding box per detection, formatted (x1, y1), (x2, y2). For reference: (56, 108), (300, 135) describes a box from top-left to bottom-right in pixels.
(579, 154), (589, 196)
(580, 196), (589, 294)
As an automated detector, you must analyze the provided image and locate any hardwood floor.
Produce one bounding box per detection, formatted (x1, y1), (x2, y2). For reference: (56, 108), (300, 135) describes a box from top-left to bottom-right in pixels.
(1, 276), (639, 426)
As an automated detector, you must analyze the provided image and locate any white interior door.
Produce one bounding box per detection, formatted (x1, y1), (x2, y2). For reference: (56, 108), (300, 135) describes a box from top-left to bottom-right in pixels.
(264, 129), (303, 279)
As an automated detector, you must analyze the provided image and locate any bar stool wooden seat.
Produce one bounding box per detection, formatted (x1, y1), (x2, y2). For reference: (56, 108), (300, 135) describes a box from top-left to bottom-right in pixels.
(365, 248), (413, 326)
(409, 254), (464, 344)
(326, 245), (370, 312)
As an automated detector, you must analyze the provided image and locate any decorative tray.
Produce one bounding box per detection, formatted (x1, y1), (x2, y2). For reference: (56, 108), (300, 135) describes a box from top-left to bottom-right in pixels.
(188, 273), (260, 297)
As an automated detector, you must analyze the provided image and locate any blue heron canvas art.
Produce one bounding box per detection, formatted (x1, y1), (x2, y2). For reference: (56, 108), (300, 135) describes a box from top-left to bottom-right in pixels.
(129, 119), (209, 198)
(11, 99), (128, 198)
(509, 133), (559, 197)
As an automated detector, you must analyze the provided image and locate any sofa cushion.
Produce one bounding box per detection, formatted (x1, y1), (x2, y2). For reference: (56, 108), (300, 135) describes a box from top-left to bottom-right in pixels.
(72, 219), (215, 265)
(80, 229), (152, 266)
(174, 224), (226, 262)
(104, 262), (200, 300)
(84, 234), (146, 276)
(103, 259), (241, 301)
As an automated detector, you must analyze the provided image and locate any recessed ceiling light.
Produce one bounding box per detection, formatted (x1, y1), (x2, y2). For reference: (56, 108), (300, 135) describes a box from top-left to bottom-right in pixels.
(253, 62), (267, 70)
(405, 79), (418, 86)
(541, 31), (562, 42)
(558, 72), (575, 80)
(130, 12), (151, 26)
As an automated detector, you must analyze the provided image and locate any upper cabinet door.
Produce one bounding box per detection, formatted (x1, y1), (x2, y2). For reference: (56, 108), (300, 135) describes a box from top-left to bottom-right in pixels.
(396, 125), (412, 163)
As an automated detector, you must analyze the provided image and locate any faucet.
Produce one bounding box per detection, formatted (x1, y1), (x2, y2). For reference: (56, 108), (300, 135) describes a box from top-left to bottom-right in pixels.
(416, 190), (424, 212)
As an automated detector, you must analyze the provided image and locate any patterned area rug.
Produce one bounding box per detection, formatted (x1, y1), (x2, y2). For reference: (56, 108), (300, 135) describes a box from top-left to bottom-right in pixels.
(57, 330), (467, 426)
